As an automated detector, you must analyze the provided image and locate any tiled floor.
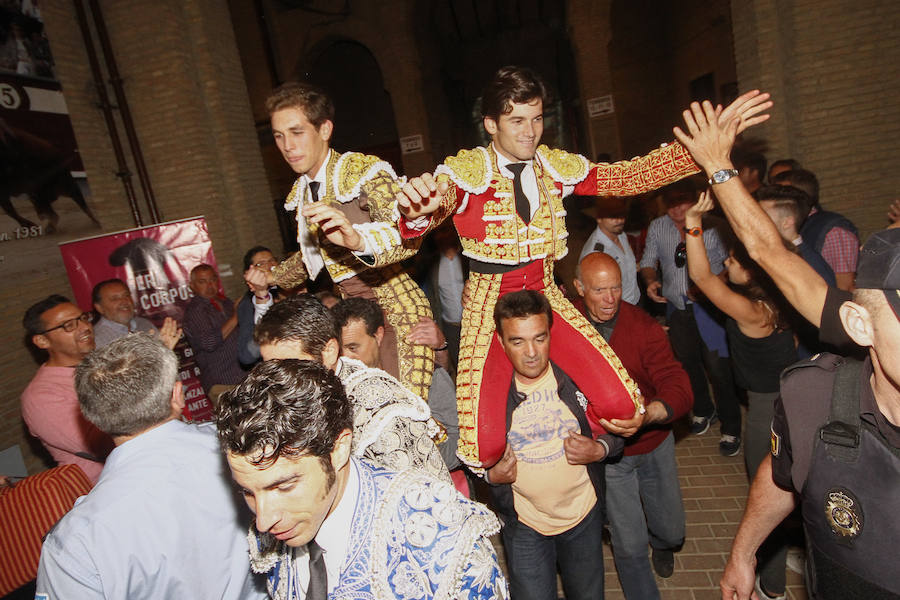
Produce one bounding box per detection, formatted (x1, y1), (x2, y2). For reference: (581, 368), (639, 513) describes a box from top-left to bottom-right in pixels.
(484, 419), (810, 599)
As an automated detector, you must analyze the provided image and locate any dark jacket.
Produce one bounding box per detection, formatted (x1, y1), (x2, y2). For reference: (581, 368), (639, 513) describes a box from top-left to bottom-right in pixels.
(488, 361), (624, 524)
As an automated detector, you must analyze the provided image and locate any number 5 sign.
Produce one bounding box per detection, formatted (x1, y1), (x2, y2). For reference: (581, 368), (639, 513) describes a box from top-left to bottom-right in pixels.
(0, 83), (22, 110)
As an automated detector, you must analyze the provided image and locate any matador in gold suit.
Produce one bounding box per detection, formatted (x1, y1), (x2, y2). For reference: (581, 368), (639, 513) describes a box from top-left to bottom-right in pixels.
(398, 142), (699, 468)
(271, 149), (434, 401)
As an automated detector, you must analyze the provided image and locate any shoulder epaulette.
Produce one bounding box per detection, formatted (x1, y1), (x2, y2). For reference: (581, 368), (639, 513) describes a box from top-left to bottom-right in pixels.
(781, 352), (845, 381)
(434, 146), (491, 195)
(332, 152), (399, 204)
(536, 144), (590, 185)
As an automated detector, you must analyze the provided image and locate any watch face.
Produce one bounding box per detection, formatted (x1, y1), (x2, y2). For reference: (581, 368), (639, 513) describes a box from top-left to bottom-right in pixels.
(711, 169), (737, 184)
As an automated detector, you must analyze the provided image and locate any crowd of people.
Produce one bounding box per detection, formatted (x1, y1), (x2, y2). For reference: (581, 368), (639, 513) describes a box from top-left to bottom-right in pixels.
(7, 65), (900, 600)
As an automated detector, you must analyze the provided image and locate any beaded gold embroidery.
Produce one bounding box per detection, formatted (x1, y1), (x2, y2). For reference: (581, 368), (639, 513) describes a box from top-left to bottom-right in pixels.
(333, 152), (399, 203)
(594, 141), (698, 196)
(370, 265), (435, 402)
(536, 145), (590, 184)
(434, 146), (491, 194)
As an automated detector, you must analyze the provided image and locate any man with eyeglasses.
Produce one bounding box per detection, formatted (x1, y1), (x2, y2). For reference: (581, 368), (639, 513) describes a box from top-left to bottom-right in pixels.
(21, 295), (113, 483)
(639, 181), (742, 457)
(237, 245), (283, 367)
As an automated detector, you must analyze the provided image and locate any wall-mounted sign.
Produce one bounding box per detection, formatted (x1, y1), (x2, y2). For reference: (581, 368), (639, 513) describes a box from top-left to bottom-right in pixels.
(587, 95), (615, 118)
(400, 134), (424, 154)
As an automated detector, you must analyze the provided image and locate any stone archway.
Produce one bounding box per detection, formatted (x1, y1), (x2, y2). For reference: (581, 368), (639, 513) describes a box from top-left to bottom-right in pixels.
(299, 38), (403, 173)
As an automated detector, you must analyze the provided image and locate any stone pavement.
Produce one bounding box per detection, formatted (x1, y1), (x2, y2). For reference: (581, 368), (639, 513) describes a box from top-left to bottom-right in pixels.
(485, 418), (810, 599)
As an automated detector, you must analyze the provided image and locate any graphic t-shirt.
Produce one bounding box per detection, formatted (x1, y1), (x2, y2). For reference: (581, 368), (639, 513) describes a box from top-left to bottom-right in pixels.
(509, 367), (597, 535)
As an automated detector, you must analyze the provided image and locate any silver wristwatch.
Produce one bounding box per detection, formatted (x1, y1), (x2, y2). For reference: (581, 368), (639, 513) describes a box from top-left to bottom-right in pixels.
(708, 168), (739, 185)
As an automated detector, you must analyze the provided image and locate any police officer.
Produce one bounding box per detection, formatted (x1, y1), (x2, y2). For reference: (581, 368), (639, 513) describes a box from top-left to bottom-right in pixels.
(720, 228), (900, 599)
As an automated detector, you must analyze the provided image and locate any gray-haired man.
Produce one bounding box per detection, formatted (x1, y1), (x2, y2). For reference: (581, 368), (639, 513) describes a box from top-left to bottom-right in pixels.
(36, 334), (265, 599)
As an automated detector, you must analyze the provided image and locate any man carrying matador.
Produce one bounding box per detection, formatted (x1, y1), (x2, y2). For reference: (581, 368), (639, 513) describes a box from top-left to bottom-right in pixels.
(394, 66), (772, 469)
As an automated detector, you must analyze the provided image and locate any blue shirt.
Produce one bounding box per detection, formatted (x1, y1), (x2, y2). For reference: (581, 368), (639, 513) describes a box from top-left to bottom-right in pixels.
(93, 315), (157, 349)
(579, 227), (641, 305)
(36, 420), (266, 600)
(639, 214), (727, 310)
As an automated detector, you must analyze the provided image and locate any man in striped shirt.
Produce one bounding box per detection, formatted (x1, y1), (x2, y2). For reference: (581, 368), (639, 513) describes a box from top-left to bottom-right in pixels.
(639, 183), (742, 457)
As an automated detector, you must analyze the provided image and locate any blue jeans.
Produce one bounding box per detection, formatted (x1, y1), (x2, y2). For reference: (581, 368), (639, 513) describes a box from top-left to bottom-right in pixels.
(500, 500), (605, 600)
(605, 432), (685, 599)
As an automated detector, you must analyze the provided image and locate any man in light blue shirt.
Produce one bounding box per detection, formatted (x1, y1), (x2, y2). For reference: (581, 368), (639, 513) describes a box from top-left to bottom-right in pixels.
(91, 278), (158, 348)
(639, 183), (742, 457)
(36, 334), (266, 600)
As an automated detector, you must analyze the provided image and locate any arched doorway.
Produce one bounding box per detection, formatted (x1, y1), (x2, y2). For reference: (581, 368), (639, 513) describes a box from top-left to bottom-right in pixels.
(300, 39), (403, 174)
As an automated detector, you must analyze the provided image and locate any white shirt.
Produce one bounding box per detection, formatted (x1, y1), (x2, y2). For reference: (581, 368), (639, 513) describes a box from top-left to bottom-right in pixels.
(298, 151), (332, 279)
(437, 253), (464, 324)
(579, 227), (641, 305)
(493, 143), (538, 220)
(36, 421), (266, 599)
(292, 458), (359, 594)
(252, 294), (274, 324)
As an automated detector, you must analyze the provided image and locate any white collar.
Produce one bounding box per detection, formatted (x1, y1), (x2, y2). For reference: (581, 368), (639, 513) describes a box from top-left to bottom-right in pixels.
(492, 142), (533, 172)
(303, 149), (332, 187)
(313, 457), (358, 585)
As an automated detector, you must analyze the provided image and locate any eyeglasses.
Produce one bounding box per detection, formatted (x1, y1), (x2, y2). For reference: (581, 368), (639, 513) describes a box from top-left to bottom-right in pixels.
(252, 259), (278, 269)
(39, 312), (91, 335)
(674, 241), (687, 268)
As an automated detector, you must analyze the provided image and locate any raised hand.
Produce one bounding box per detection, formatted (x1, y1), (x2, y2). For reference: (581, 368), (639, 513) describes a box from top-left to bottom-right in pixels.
(397, 173), (449, 219)
(244, 266), (272, 294)
(718, 90), (772, 135)
(156, 317), (182, 350)
(673, 100), (741, 175)
(687, 189), (715, 221)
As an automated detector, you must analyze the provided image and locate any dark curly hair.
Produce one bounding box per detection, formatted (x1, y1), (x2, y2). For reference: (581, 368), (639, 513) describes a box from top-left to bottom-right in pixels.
(481, 65), (549, 121)
(216, 359), (353, 471)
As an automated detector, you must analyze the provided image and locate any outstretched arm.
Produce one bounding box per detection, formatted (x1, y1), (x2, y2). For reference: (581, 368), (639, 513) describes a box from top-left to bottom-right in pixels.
(674, 99), (829, 327)
(685, 191), (767, 329)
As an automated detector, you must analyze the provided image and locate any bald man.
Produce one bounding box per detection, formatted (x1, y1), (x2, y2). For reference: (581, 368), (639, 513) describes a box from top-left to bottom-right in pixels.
(574, 253), (693, 599)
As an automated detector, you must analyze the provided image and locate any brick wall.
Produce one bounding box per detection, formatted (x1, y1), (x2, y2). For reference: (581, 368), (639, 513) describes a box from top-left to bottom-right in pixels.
(732, 0), (900, 237)
(2, 0), (278, 473)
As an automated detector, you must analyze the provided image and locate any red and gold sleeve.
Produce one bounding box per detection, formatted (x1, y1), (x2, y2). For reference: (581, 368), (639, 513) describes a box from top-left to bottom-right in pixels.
(576, 141), (699, 197)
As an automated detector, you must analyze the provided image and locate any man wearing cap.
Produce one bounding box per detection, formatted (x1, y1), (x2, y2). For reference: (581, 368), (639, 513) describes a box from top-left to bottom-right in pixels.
(720, 229), (900, 599)
(673, 96), (900, 598)
(579, 197), (641, 306)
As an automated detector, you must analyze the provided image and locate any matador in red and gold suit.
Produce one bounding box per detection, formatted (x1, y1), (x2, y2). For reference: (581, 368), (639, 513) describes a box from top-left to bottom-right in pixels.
(399, 141), (700, 469)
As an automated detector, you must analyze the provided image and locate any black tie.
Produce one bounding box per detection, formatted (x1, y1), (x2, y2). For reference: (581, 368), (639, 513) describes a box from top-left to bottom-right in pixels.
(306, 540), (327, 600)
(506, 162), (530, 223)
(308, 181), (321, 204)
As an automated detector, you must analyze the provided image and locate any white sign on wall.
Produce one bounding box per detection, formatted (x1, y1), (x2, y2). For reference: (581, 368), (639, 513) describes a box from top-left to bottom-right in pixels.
(400, 134), (424, 154)
(587, 95), (615, 117)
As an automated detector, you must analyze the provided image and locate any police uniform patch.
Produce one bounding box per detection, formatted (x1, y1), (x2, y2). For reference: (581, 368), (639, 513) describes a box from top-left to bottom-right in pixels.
(824, 487), (864, 539)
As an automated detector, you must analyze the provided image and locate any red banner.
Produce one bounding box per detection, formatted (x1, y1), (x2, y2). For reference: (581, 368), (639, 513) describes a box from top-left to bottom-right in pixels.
(59, 217), (220, 422)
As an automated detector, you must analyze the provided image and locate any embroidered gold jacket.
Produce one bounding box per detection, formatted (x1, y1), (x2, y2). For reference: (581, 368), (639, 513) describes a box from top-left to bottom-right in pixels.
(398, 143), (698, 264)
(272, 150), (420, 288)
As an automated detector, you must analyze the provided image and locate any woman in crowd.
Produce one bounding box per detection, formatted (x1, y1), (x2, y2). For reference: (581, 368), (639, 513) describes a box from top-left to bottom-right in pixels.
(684, 190), (797, 600)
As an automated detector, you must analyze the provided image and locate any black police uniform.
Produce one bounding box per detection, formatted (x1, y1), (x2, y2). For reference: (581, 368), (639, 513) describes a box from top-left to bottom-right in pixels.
(772, 353), (900, 598)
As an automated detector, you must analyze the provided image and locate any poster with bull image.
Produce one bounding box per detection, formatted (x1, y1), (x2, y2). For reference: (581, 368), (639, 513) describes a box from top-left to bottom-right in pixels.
(1, 4), (102, 279)
(59, 217), (218, 422)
